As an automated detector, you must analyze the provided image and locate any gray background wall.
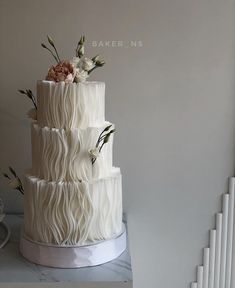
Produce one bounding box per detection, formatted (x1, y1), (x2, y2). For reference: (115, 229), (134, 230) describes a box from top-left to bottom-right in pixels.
(1, 0), (235, 287)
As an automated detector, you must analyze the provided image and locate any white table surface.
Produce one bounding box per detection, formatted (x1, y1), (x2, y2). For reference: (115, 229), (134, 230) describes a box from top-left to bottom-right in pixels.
(0, 215), (132, 288)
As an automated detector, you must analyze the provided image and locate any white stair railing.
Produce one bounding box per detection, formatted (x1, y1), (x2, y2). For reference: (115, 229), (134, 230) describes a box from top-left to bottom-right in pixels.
(190, 178), (235, 288)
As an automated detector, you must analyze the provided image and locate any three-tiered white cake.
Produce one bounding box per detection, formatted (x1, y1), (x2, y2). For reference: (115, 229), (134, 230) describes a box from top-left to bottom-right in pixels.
(20, 81), (126, 267)
(19, 35), (126, 268)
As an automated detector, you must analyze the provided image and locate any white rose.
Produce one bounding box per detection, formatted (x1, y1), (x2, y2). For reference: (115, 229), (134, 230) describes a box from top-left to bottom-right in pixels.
(75, 69), (89, 83)
(81, 57), (95, 71)
(71, 57), (80, 68)
(27, 108), (37, 120)
(89, 147), (100, 158)
(8, 178), (21, 189)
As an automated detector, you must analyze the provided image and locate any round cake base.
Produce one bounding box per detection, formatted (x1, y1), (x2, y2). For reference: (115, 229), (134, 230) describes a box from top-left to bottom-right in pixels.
(20, 225), (126, 268)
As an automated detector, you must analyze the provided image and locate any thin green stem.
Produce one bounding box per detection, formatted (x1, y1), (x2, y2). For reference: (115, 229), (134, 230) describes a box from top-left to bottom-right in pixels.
(97, 133), (108, 145)
(88, 66), (98, 75)
(99, 142), (105, 153)
(99, 130), (115, 143)
(76, 42), (80, 57)
(31, 98), (37, 110)
(18, 187), (24, 195)
(26, 91), (37, 109)
(43, 46), (59, 63)
(53, 46), (61, 62)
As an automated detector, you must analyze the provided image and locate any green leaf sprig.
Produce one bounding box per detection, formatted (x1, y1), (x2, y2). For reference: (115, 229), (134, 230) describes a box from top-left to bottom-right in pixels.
(41, 35), (61, 63)
(2, 167), (24, 195)
(92, 125), (115, 164)
(18, 89), (37, 109)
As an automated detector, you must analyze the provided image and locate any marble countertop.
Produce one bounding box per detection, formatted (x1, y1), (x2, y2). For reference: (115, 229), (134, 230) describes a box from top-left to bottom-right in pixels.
(0, 215), (132, 288)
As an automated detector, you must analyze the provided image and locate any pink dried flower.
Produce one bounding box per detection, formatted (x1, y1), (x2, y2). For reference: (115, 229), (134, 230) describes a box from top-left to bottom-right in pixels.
(46, 60), (76, 83)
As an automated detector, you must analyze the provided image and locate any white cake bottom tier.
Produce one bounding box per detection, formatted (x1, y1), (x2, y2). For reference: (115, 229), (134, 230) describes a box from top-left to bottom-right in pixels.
(23, 168), (123, 245)
(37, 81), (105, 129)
(31, 122), (113, 182)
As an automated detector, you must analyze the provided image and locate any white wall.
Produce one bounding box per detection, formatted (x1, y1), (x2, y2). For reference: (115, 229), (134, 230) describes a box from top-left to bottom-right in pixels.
(1, 0), (235, 287)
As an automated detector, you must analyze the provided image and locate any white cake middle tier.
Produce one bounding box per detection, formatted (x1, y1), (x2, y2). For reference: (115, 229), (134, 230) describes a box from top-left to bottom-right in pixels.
(31, 122), (113, 182)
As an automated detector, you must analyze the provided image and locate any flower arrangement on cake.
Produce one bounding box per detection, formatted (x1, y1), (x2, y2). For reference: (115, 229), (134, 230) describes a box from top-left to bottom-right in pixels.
(42, 35), (105, 83)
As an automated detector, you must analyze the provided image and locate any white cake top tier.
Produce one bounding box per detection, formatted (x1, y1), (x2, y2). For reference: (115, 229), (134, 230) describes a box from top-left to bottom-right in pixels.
(37, 81), (105, 129)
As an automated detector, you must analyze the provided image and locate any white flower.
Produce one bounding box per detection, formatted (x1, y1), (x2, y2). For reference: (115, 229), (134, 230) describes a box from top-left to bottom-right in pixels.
(80, 57), (95, 71)
(71, 57), (80, 68)
(27, 108), (37, 120)
(75, 69), (89, 83)
(8, 178), (21, 189)
(89, 147), (100, 159)
(0, 198), (5, 223)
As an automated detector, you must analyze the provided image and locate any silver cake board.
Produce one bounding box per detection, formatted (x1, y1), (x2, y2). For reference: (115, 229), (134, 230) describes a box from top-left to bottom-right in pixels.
(20, 225), (126, 268)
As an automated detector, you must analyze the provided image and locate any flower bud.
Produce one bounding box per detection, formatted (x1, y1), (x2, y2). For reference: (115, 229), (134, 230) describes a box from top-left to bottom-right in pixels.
(92, 55), (100, 63)
(41, 43), (47, 49)
(96, 60), (105, 67)
(47, 35), (55, 47)
(18, 89), (26, 94)
(103, 124), (112, 132)
(103, 133), (111, 143)
(78, 35), (85, 45)
(2, 173), (10, 179)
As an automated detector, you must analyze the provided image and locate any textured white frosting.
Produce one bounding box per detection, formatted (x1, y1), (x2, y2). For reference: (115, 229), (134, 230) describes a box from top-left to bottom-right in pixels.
(31, 122), (113, 182)
(37, 81), (105, 129)
(23, 168), (122, 245)
(23, 80), (123, 247)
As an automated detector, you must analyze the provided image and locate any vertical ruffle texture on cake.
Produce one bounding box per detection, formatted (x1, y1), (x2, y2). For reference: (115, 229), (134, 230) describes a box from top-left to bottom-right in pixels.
(23, 170), (122, 245)
(37, 81), (105, 129)
(31, 123), (113, 182)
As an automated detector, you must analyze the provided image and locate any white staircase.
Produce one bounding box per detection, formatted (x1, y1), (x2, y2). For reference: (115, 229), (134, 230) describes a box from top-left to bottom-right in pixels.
(190, 178), (235, 288)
